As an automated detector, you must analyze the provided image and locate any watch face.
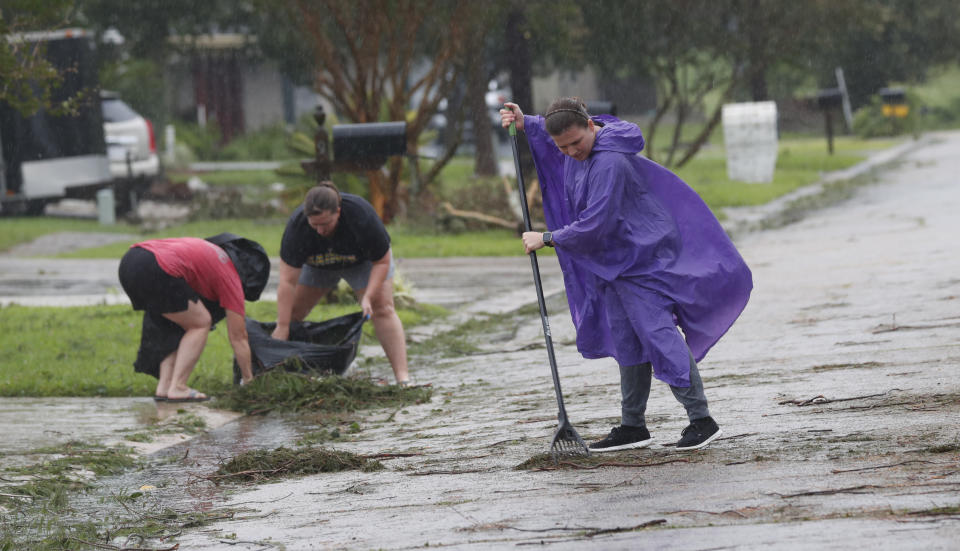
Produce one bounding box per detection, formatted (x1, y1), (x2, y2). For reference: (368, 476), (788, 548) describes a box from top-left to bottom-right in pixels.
(543, 232), (552, 243)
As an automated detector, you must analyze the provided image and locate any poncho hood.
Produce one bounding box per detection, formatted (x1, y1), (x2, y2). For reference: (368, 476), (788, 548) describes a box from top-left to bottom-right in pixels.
(590, 115), (645, 156)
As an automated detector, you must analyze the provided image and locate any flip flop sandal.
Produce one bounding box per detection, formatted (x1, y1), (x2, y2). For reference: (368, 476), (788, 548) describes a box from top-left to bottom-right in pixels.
(166, 389), (211, 403)
(153, 396), (167, 402)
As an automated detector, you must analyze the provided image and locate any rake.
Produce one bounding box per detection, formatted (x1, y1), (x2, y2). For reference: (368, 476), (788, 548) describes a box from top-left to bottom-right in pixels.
(509, 119), (590, 459)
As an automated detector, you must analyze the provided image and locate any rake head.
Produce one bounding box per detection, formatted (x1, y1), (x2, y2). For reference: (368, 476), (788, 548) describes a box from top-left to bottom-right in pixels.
(550, 419), (590, 460)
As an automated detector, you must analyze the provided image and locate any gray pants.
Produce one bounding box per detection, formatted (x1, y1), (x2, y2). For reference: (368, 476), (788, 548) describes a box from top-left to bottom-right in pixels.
(620, 353), (710, 428)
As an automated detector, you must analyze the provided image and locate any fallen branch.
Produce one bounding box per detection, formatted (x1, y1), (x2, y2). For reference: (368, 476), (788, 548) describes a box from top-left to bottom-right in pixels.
(774, 484), (881, 498)
(503, 174), (540, 223)
(583, 519), (666, 536)
(441, 202), (518, 230)
(228, 492), (295, 507)
(408, 468), (492, 476)
(778, 390), (901, 407)
(362, 452), (424, 460)
(538, 458), (690, 471)
(716, 432), (758, 441)
(831, 460), (941, 474)
(662, 508), (748, 518)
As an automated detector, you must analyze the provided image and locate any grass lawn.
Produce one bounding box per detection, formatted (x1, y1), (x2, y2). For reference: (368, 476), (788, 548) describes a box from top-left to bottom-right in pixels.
(0, 300), (439, 397)
(677, 135), (901, 208)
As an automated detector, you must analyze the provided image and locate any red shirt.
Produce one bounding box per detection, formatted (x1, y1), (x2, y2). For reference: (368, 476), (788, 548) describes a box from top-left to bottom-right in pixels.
(134, 238), (246, 315)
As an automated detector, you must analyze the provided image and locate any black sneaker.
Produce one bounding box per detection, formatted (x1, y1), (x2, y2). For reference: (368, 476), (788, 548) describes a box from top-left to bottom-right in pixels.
(676, 417), (722, 450)
(589, 425), (652, 452)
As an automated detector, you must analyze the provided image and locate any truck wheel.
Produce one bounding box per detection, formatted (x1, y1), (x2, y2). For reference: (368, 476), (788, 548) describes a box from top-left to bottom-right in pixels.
(24, 199), (48, 216)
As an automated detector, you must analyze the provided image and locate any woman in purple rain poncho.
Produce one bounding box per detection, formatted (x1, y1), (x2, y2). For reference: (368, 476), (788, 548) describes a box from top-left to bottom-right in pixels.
(500, 97), (752, 452)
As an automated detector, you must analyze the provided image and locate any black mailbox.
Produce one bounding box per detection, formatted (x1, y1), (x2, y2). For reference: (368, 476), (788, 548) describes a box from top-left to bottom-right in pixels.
(878, 87), (908, 118)
(816, 88), (843, 110)
(332, 122), (407, 169)
(586, 100), (617, 116)
(879, 87), (906, 104)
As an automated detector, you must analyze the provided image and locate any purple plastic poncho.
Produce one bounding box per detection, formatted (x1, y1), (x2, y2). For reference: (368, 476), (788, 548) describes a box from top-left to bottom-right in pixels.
(524, 114), (752, 387)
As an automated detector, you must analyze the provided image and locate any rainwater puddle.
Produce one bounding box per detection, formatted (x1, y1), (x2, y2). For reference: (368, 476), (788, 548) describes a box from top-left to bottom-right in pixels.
(0, 397), (156, 458)
(78, 413), (313, 512)
(3, 406), (321, 546)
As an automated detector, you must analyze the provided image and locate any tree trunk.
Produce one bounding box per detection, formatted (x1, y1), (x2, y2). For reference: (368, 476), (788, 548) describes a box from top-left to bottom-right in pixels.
(466, 31), (497, 177)
(505, 2), (535, 181)
(366, 169), (388, 222)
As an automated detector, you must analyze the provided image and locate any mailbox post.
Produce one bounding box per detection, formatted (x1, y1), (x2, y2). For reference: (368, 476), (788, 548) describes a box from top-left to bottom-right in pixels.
(301, 104), (333, 182)
(817, 88), (843, 155)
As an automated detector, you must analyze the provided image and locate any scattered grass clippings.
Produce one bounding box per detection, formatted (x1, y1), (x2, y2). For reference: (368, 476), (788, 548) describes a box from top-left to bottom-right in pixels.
(811, 361), (884, 372)
(0, 493), (230, 551)
(215, 371), (432, 414)
(6, 441), (136, 479)
(121, 411), (208, 443)
(906, 505), (960, 517)
(923, 442), (960, 454)
(213, 446), (383, 483)
(407, 300), (548, 359)
(1, 441), (139, 523)
(515, 450), (692, 471)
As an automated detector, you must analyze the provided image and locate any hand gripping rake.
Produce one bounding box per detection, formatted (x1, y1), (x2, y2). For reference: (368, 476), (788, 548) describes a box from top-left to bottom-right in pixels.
(509, 120), (589, 459)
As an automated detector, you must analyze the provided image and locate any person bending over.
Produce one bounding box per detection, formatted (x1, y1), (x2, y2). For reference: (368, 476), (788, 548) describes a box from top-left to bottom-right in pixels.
(118, 234), (269, 402)
(272, 182), (410, 385)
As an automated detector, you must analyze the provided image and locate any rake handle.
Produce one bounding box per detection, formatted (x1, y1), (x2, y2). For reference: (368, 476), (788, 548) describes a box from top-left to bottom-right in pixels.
(509, 120), (570, 424)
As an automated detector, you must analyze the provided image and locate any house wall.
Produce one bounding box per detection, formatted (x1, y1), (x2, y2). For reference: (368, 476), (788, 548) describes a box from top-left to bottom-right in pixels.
(242, 60), (286, 131)
(532, 67), (601, 113)
(167, 52), (329, 139)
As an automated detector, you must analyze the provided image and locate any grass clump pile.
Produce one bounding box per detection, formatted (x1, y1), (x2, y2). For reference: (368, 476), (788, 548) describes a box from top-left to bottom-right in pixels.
(212, 446), (383, 483)
(515, 449), (692, 471)
(216, 370), (433, 415)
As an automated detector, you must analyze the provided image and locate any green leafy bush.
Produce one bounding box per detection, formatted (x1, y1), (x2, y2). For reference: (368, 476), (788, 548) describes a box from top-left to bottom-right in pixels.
(218, 123), (301, 161)
(173, 121), (222, 161)
(852, 94), (919, 138)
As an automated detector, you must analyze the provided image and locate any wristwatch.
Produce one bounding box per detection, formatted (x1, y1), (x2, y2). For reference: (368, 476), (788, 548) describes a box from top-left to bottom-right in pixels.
(542, 232), (554, 247)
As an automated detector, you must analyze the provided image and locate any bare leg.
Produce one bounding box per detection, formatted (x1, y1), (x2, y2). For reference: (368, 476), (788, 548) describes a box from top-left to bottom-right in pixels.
(356, 278), (409, 383)
(162, 300), (212, 400)
(291, 285), (331, 321)
(155, 351), (176, 397)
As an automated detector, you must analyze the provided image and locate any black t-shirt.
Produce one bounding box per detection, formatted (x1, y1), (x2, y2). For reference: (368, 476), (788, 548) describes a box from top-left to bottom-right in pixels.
(280, 193), (391, 270)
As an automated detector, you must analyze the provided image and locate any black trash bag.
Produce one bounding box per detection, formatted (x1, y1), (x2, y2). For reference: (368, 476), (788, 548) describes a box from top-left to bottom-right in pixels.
(233, 311), (367, 384)
(205, 232), (271, 301)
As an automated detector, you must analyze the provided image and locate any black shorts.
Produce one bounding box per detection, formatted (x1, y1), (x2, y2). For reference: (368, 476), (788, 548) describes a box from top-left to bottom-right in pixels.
(118, 246), (200, 314)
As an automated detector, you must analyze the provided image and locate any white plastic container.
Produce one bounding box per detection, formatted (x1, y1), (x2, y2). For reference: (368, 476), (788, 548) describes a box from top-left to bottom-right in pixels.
(96, 188), (116, 226)
(722, 101), (778, 183)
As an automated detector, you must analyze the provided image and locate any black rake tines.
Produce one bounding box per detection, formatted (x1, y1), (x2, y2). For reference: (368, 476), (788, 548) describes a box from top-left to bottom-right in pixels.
(550, 420), (590, 460)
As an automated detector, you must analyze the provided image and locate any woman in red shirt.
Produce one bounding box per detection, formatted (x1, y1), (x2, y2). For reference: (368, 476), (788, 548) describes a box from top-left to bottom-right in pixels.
(118, 234), (269, 402)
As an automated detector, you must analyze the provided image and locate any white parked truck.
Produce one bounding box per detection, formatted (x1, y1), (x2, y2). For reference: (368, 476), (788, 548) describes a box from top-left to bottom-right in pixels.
(0, 28), (116, 215)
